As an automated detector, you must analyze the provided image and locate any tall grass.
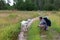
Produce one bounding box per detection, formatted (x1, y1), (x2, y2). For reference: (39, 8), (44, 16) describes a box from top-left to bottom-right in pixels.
(49, 14), (60, 32)
(28, 20), (41, 40)
(0, 23), (20, 40)
(8, 14), (18, 19)
(28, 12), (60, 40)
(0, 11), (39, 40)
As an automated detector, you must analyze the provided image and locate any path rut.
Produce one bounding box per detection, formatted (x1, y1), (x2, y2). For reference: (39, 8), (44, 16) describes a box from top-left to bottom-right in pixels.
(18, 17), (38, 40)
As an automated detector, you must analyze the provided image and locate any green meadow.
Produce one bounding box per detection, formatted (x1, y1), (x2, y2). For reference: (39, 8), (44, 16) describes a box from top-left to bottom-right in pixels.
(0, 11), (39, 40)
(28, 12), (60, 40)
(0, 11), (60, 40)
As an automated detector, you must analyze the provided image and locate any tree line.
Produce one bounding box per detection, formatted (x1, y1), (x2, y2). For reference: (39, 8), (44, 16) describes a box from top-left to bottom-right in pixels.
(0, 0), (60, 11)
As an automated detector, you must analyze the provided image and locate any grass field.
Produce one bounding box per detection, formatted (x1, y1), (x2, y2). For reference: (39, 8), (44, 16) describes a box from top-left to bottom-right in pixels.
(0, 11), (60, 40)
(0, 11), (39, 40)
(28, 20), (41, 40)
(28, 12), (60, 40)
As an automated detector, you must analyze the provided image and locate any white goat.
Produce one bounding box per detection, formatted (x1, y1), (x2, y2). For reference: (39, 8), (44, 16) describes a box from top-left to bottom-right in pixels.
(21, 21), (28, 32)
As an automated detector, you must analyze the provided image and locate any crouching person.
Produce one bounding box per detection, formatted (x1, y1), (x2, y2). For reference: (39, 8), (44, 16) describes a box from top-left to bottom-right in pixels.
(38, 17), (47, 31)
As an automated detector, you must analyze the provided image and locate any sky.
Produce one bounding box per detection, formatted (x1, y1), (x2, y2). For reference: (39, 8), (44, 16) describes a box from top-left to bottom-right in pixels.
(5, 0), (26, 6)
(5, 0), (14, 6)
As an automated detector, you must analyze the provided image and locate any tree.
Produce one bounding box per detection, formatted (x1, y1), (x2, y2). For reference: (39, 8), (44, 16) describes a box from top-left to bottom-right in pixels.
(25, 0), (38, 10)
(0, 0), (12, 10)
(53, 0), (60, 10)
(0, 0), (60, 10)
(14, 0), (38, 10)
(0, 0), (7, 10)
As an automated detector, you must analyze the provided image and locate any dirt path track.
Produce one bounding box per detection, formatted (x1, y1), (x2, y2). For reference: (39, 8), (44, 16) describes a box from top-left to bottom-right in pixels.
(18, 17), (38, 40)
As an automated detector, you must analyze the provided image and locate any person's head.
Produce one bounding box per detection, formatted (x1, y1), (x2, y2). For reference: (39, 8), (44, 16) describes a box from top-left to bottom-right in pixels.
(39, 17), (42, 20)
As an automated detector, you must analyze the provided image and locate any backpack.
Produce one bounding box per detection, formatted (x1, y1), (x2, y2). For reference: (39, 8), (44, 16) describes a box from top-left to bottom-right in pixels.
(44, 18), (51, 26)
